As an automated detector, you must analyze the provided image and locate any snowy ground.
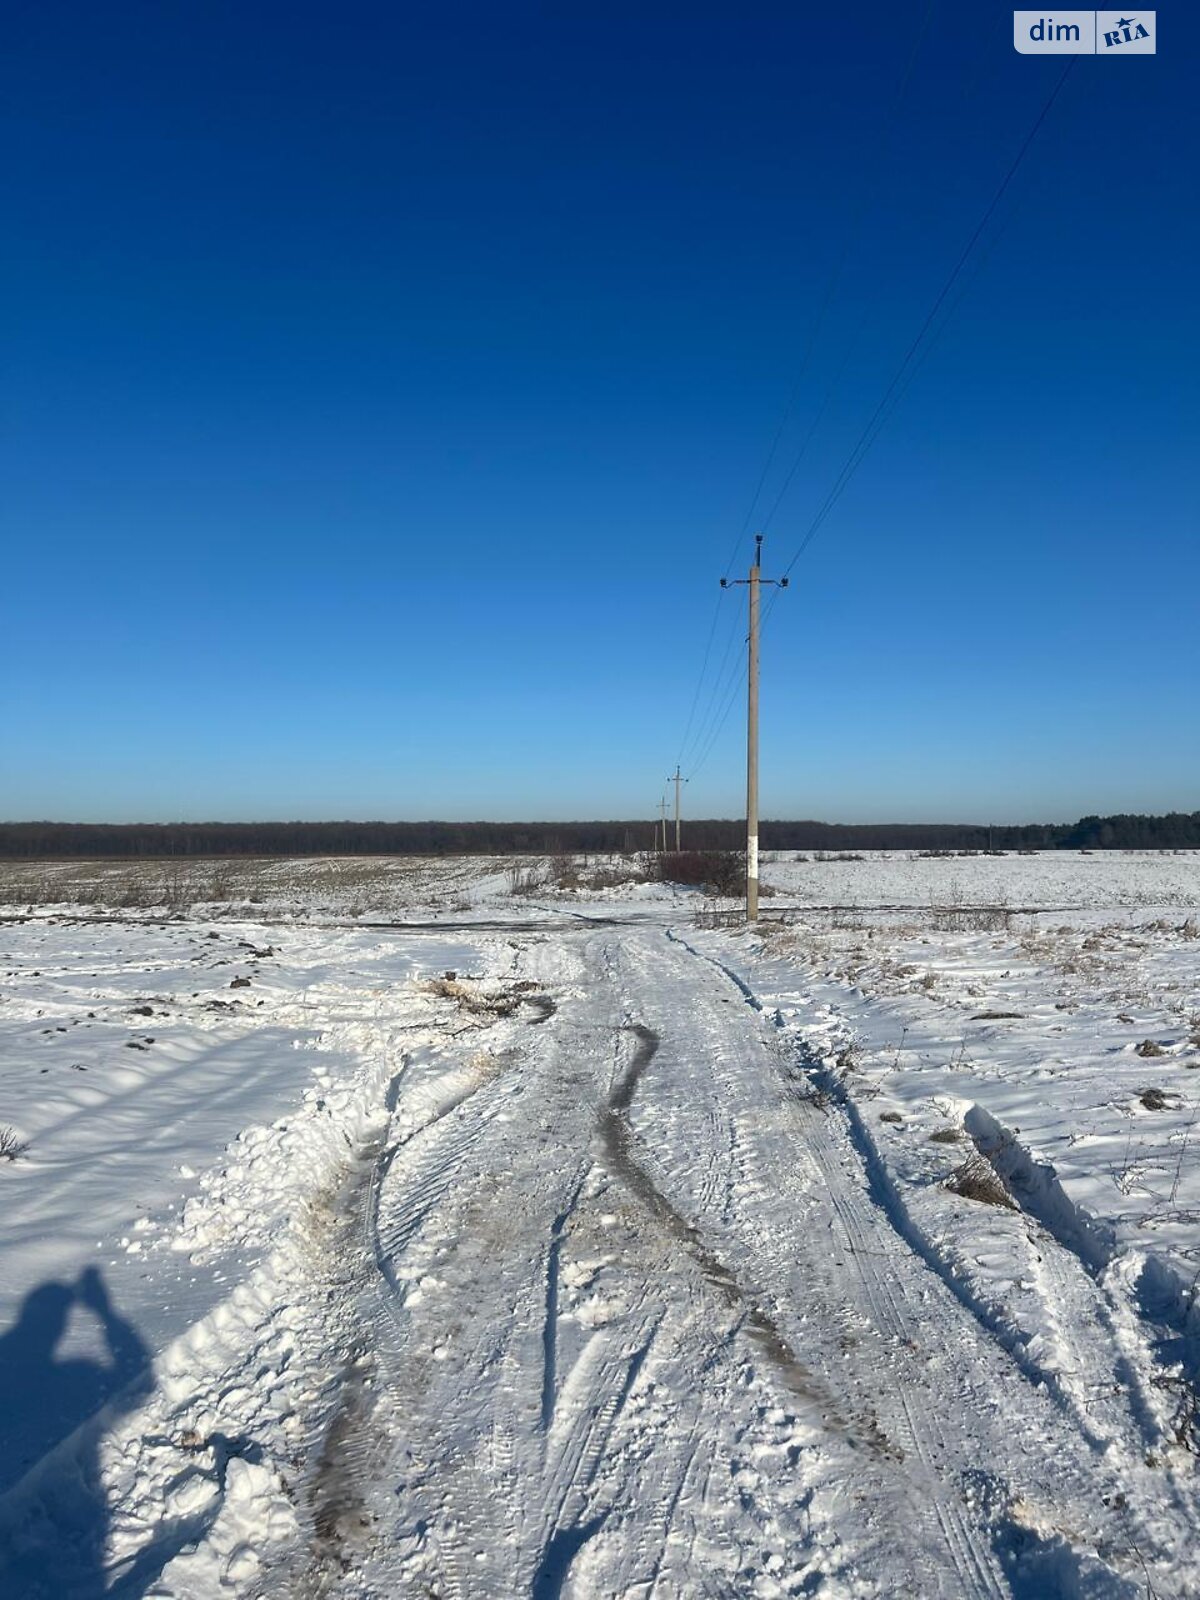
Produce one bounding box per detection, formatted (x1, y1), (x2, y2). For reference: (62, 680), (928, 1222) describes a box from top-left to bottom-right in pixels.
(1, 852), (1198, 1597)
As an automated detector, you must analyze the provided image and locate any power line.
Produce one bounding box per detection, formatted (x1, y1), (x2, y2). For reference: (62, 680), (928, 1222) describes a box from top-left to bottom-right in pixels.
(680, 18), (1075, 799)
(681, 607), (745, 773)
(687, 663), (744, 780)
(757, 304), (870, 534)
(775, 56), (1078, 587)
(729, 0), (939, 563)
(674, 592), (722, 768)
(679, 596), (743, 769)
(759, 67), (1075, 643)
(686, 593), (763, 779)
(677, 3), (939, 778)
(681, 337), (834, 775)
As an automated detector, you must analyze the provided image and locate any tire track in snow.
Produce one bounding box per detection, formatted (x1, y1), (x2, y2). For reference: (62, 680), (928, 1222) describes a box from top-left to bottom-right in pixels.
(369, 1058), (519, 1296)
(321, 925), (1008, 1596)
(638, 929), (1014, 1599)
(354, 959), (675, 1598)
(597, 1018), (849, 1431)
(804, 1028), (1195, 1567)
(540, 1165), (590, 1433)
(333, 1035), (546, 1596)
(522, 1020), (675, 1592)
(671, 924), (1186, 1597)
(523, 960), (811, 1597)
(535, 1311), (662, 1568)
(806, 1128), (1009, 1600)
(958, 1107), (1200, 1564)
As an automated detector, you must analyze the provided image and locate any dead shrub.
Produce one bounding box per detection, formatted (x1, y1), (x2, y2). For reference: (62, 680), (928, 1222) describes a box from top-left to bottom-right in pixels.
(0, 1126), (27, 1161)
(578, 856), (659, 891)
(1136, 1039), (1167, 1058)
(550, 854), (582, 889)
(944, 1152), (1017, 1209)
(660, 850), (745, 897)
(1153, 1370), (1200, 1456)
(933, 905), (1011, 934)
(506, 862), (545, 896)
(584, 865), (629, 889)
(425, 977), (519, 1018)
(835, 1041), (860, 1072)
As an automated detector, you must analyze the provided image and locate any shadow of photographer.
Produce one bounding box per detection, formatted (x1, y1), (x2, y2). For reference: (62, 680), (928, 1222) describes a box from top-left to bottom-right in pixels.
(0, 1266), (152, 1598)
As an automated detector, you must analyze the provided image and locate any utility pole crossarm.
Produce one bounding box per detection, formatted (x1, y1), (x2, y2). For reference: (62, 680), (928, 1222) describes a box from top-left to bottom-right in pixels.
(720, 533), (788, 922)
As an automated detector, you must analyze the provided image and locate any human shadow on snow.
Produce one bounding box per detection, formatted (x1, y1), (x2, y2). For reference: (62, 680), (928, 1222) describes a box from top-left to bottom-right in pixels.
(0, 1267), (152, 1599)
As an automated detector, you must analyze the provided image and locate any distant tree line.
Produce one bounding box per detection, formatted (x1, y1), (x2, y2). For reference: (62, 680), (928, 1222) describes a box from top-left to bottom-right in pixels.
(0, 812), (1197, 859)
(1057, 812), (1200, 850)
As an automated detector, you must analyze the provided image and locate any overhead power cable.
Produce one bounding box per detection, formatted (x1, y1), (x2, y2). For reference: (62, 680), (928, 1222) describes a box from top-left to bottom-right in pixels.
(726, 0), (939, 571)
(680, 14), (1077, 791)
(688, 659), (745, 780)
(678, 602), (743, 771)
(774, 56), (1077, 589)
(675, 592), (723, 769)
(756, 305), (870, 535)
(679, 2), (940, 784)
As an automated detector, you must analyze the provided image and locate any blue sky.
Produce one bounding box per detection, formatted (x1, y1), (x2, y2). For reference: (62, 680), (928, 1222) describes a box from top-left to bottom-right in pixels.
(2, 2), (1196, 823)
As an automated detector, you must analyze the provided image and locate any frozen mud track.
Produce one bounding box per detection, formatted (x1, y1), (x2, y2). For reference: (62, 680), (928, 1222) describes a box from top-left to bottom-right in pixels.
(320, 925), (1163, 1598)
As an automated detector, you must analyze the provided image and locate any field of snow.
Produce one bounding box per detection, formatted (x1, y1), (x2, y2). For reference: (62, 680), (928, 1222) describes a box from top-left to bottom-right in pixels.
(1, 851), (1198, 1597)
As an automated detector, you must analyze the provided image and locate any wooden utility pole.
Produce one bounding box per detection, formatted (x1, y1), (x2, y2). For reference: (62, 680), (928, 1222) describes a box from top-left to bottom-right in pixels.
(721, 534), (787, 922)
(657, 795), (670, 853)
(668, 765), (687, 852)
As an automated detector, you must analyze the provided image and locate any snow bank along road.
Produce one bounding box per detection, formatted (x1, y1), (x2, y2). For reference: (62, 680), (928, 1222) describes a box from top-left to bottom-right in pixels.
(2, 879), (1199, 1596)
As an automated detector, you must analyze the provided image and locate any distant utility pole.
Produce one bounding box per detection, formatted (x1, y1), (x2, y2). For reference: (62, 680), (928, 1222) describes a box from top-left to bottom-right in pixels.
(668, 765), (687, 852)
(721, 534), (787, 922)
(657, 795), (670, 853)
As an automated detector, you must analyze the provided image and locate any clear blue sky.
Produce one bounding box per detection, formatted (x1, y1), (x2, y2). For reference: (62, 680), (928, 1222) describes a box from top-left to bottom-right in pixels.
(2, 3), (1196, 824)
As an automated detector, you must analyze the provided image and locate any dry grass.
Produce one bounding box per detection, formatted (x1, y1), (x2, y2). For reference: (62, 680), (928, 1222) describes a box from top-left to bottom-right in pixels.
(0, 1125), (27, 1161)
(0, 855), (472, 917)
(424, 976), (521, 1018)
(506, 862), (546, 896)
(944, 1152), (1017, 1209)
(0, 859), (250, 912)
(1138, 1087), (1171, 1111)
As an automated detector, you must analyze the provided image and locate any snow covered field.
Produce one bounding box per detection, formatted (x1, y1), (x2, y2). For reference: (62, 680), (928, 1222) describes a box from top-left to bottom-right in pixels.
(1, 852), (1198, 1597)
